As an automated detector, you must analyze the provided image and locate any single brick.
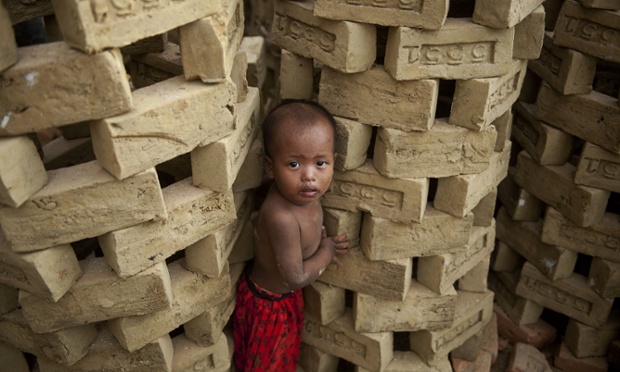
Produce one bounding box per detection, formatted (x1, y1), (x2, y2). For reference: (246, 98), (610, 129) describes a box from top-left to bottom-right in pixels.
(489, 270), (545, 326)
(513, 5), (545, 60)
(304, 281), (345, 326)
(333, 116), (372, 172)
(565, 309), (620, 358)
(473, 0), (545, 28)
(497, 168), (544, 222)
(506, 342), (553, 372)
(494, 305), (557, 349)
(279, 49), (314, 100)
(0, 3), (17, 72)
(588, 257), (620, 298)
(575, 142), (620, 193)
(554, 341), (608, 372)
(240, 36), (267, 89)
(172, 331), (232, 372)
(0, 136), (48, 208)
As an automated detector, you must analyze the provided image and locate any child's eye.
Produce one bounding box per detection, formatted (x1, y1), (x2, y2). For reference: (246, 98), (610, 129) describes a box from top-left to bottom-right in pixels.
(317, 161), (327, 167)
(288, 161), (300, 168)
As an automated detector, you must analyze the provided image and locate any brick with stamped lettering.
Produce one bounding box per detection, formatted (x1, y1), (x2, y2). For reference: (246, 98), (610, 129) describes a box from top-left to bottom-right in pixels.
(575, 142), (620, 193)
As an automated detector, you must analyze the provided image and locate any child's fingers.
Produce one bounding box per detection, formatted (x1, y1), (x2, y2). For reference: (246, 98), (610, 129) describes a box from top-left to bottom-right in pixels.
(332, 256), (342, 266)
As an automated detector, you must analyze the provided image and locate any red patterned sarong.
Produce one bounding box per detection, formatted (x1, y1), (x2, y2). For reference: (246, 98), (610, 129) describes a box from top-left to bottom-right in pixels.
(233, 266), (304, 372)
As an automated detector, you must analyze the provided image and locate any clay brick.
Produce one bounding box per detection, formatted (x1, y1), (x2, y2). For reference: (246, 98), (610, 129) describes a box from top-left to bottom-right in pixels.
(578, 0), (620, 9)
(0, 162), (166, 252)
(179, 0), (244, 83)
(491, 241), (524, 272)
(129, 42), (183, 89)
(231, 51), (250, 103)
(589, 257), (620, 298)
(0, 309), (97, 366)
(542, 207), (620, 263)
(512, 101), (574, 165)
(240, 36), (267, 89)
(299, 343), (339, 372)
(61, 122), (91, 140)
(496, 207), (578, 280)
(38, 328), (172, 371)
(317, 246), (412, 301)
(0, 3), (17, 72)
(450, 352), (493, 372)
(191, 86), (260, 192)
(384, 18), (515, 80)
(361, 351), (451, 372)
(4, 0), (54, 24)
(458, 256), (490, 292)
(304, 281), (345, 326)
(314, 0), (447, 29)
(323, 208), (362, 249)
(0, 283), (18, 315)
(513, 5), (545, 60)
(319, 66), (438, 132)
(417, 223), (495, 295)
(410, 291), (494, 364)
(434, 143), (510, 218)
(529, 31), (597, 95)
(108, 259), (231, 352)
(535, 81), (620, 154)
(19, 258), (172, 333)
(120, 33), (167, 56)
(184, 192), (253, 278)
(553, 0), (620, 63)
(232, 135), (264, 193)
(565, 310), (620, 358)
(42, 137), (95, 171)
(0, 136), (48, 208)
(497, 168), (544, 222)
(494, 305), (557, 349)
(100, 178), (235, 278)
(272, 0), (376, 73)
(0, 42), (132, 135)
(514, 151), (609, 227)
(506, 342), (552, 372)
(575, 142), (620, 193)
(354, 280), (456, 333)
(334, 117), (372, 172)
(450, 60), (527, 131)
(0, 342), (28, 372)
(303, 310), (393, 371)
(227, 216), (255, 264)
(360, 206), (472, 261)
(91, 76), (236, 180)
(473, 0), (545, 28)
(516, 262), (613, 328)
(51, 0), (221, 53)
(472, 189), (497, 227)
(323, 160), (429, 223)
(172, 332), (232, 372)
(279, 50), (313, 100)
(493, 110), (513, 152)
(554, 341), (608, 372)
(374, 119), (497, 179)
(489, 270), (545, 326)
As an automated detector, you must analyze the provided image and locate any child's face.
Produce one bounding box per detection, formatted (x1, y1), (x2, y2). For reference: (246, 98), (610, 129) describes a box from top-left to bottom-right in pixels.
(265, 118), (335, 206)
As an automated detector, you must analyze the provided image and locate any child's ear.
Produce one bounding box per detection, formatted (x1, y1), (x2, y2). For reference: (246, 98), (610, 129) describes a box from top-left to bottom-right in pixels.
(264, 155), (274, 179)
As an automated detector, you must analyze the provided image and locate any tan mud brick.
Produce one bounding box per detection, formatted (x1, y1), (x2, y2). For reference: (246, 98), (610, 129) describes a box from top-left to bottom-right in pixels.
(542, 207), (620, 263)
(129, 42), (183, 89)
(240, 36), (267, 89)
(304, 281), (345, 326)
(0, 283), (18, 315)
(272, 0), (375, 73)
(516, 262), (614, 328)
(491, 241), (524, 272)
(299, 343), (339, 372)
(232, 136), (264, 193)
(51, 0), (221, 53)
(230, 51), (249, 103)
(4, 0), (54, 24)
(529, 31), (597, 95)
(314, 0), (448, 29)
(279, 50), (313, 100)
(227, 216), (255, 264)
(565, 310), (620, 358)
(319, 66), (438, 132)
(0, 343), (28, 372)
(19, 258), (172, 333)
(512, 101), (573, 165)
(385, 18), (515, 81)
(489, 270), (545, 326)
(410, 291), (494, 364)
(333, 117), (372, 172)
(492, 111), (512, 153)
(354, 280), (456, 333)
(61, 122), (92, 140)
(323, 208), (362, 248)
(184, 192), (253, 278)
(37, 326), (173, 372)
(361, 206), (472, 261)
(121, 33), (167, 56)
(360, 351), (451, 372)
(450, 60), (527, 131)
(318, 246), (412, 301)
(323, 160), (429, 223)
(553, 0), (620, 63)
(536, 81), (620, 154)
(109, 259), (231, 352)
(514, 151), (610, 227)
(0, 3), (17, 72)
(0, 42), (132, 136)
(513, 5), (545, 60)
(576, 142), (620, 193)
(458, 256), (490, 292)
(417, 223), (495, 295)
(172, 332), (232, 372)
(0, 235), (80, 302)
(0, 162), (166, 252)
(579, 0), (620, 9)
(91, 76), (236, 180)
(494, 305), (557, 349)
(374, 119), (497, 179)
(191, 87), (260, 193)
(0, 309), (97, 365)
(554, 342), (608, 372)
(434, 143), (510, 218)
(589, 257), (620, 297)
(507, 342), (552, 372)
(179, 0), (244, 83)
(42, 136), (95, 171)
(303, 310), (393, 371)
(0, 136), (48, 208)
(453, 312), (498, 363)
(473, 0), (545, 29)
(497, 207), (578, 280)
(100, 178), (235, 278)
(498, 168), (544, 221)
(472, 188), (496, 227)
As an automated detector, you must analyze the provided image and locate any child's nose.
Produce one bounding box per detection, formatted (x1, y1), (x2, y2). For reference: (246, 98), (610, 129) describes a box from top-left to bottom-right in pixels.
(301, 167), (316, 181)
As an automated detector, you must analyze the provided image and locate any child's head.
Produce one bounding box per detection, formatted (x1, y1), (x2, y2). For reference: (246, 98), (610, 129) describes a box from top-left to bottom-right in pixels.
(262, 100), (337, 206)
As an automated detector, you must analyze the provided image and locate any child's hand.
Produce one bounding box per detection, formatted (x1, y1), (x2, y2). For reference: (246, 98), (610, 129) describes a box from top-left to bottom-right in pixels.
(321, 227), (350, 266)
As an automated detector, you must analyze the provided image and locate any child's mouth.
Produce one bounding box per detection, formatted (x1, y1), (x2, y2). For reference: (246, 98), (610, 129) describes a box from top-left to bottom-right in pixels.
(300, 188), (318, 197)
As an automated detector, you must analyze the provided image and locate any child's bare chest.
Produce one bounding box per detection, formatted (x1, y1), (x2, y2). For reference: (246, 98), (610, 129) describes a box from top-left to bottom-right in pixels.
(296, 207), (323, 259)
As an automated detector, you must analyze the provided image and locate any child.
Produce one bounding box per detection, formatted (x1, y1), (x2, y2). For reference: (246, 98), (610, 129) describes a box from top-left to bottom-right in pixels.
(233, 100), (350, 371)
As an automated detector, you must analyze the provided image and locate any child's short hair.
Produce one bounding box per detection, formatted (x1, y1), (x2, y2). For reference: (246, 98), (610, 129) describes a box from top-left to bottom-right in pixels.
(262, 99), (337, 157)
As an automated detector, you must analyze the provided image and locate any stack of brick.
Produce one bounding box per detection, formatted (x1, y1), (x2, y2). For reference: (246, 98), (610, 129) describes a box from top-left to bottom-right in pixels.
(494, 0), (620, 371)
(0, 0), (267, 370)
(266, 0), (545, 370)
